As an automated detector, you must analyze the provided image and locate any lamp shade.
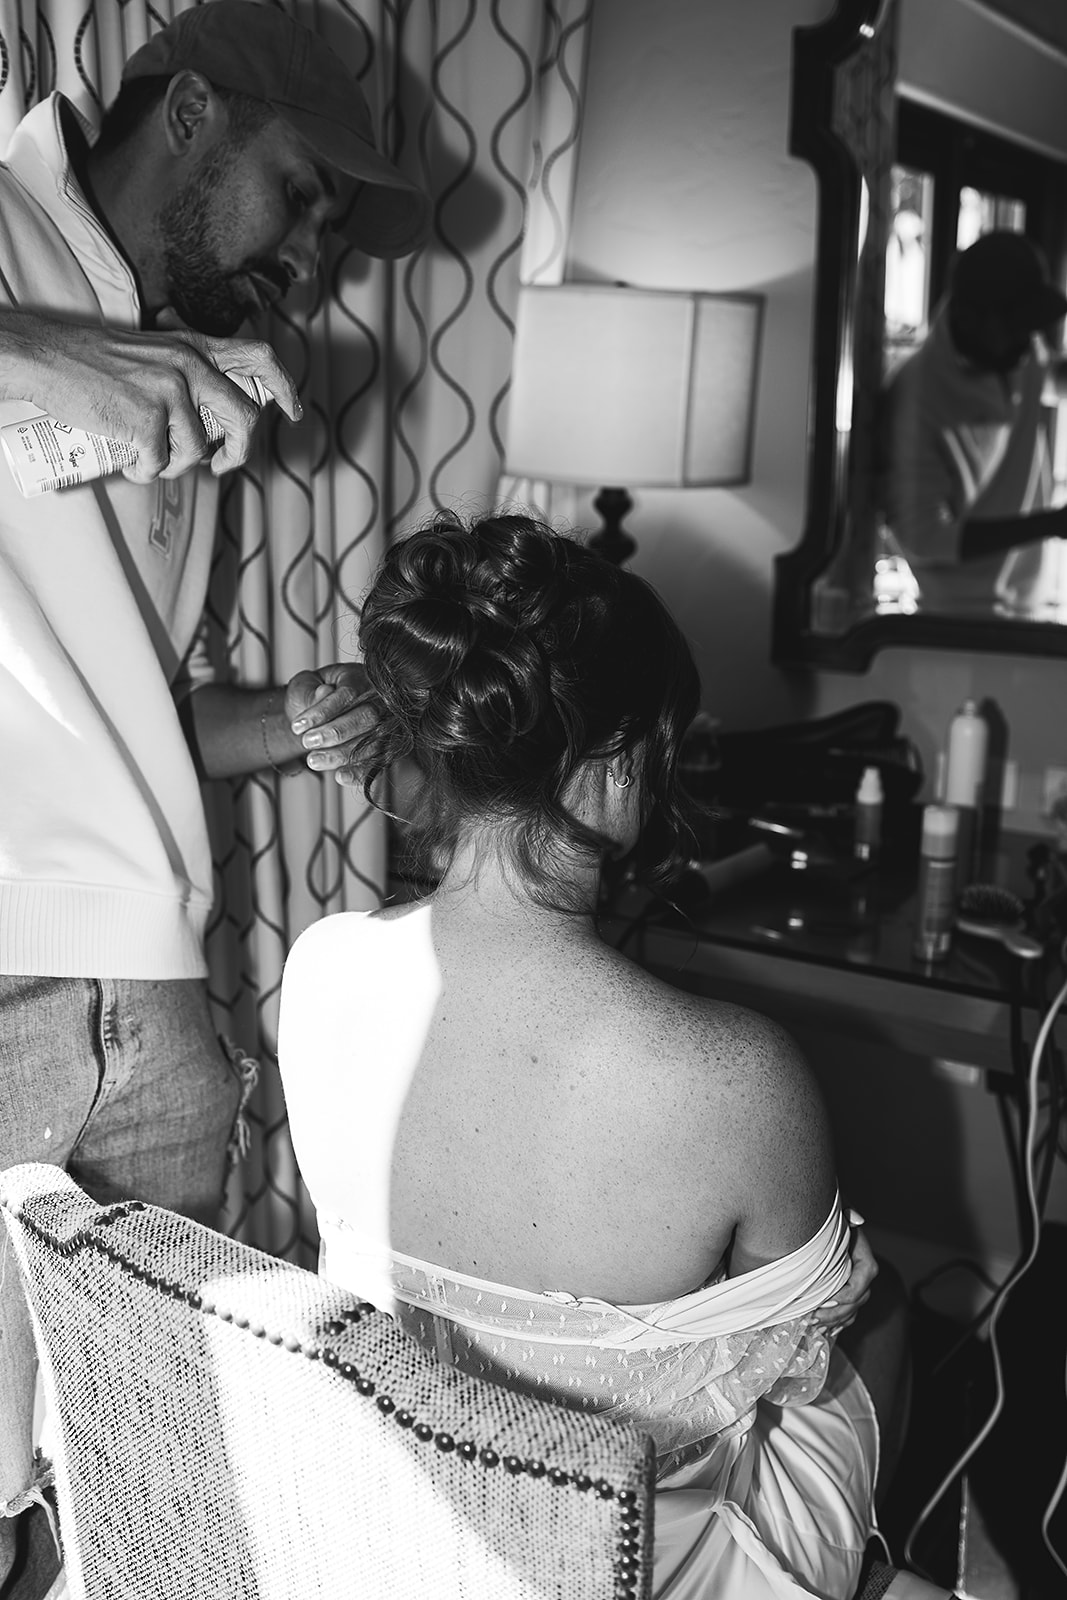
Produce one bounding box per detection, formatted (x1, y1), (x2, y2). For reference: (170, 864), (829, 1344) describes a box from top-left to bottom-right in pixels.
(504, 283), (764, 488)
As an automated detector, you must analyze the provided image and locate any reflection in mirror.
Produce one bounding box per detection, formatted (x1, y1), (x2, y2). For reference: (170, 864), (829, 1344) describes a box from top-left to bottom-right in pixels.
(878, 222), (1067, 621)
(775, 0), (1067, 669)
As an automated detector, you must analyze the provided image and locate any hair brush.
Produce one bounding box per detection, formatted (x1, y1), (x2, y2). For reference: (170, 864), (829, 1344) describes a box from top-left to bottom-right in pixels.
(956, 883), (1044, 960)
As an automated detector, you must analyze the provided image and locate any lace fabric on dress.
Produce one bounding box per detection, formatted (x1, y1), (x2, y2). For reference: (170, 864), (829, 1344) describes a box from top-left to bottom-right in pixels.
(318, 1194), (851, 1483)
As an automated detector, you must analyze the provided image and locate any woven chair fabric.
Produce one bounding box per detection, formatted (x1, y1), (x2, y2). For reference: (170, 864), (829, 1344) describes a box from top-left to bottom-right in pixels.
(1, 1162), (654, 1600)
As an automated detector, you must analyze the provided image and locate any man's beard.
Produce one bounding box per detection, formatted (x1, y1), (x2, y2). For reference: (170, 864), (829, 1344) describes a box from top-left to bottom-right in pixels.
(159, 146), (273, 336)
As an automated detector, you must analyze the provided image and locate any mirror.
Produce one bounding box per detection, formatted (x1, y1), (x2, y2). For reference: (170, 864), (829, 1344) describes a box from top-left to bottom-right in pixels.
(774, 0), (1067, 669)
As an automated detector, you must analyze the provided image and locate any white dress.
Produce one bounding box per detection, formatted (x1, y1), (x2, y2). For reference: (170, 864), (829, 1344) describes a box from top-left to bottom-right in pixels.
(279, 910), (880, 1599)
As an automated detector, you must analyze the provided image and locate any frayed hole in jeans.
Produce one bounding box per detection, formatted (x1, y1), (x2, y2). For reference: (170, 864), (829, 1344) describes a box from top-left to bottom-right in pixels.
(218, 1036), (260, 1166)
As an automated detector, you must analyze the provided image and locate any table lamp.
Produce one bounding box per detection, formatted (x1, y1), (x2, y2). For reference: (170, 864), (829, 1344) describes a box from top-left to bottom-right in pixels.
(503, 282), (764, 563)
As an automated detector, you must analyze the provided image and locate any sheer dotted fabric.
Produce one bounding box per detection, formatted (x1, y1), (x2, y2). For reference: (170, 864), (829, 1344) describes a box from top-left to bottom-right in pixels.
(318, 1196), (852, 1484)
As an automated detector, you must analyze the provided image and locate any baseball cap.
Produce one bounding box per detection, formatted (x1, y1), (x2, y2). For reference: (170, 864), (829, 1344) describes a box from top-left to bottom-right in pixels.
(122, 1), (431, 258)
(951, 231), (1067, 330)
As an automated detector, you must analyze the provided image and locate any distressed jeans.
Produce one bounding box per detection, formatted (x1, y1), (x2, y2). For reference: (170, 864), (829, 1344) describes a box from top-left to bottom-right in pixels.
(0, 976), (250, 1595)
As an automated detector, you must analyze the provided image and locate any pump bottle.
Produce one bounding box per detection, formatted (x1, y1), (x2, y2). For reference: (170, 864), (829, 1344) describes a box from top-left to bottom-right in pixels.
(853, 765), (883, 863)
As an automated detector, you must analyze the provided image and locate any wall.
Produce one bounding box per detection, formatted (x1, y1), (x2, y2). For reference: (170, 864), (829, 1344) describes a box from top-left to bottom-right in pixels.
(569, 0), (1067, 1289)
(568, 0), (1067, 822)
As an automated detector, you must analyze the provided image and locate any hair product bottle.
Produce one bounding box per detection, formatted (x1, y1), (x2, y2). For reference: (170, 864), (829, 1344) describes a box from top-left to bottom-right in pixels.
(943, 699), (987, 886)
(0, 372), (269, 497)
(913, 802), (960, 963)
(853, 765), (883, 863)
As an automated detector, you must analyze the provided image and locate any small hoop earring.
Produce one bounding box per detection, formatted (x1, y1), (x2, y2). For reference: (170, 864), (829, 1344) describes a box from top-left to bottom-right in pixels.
(608, 768), (632, 788)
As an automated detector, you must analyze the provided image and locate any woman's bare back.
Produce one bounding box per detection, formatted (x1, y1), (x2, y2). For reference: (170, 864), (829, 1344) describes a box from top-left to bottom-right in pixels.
(369, 900), (837, 1304)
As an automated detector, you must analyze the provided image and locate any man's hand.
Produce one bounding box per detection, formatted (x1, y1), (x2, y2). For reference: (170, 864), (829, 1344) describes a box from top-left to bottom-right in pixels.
(814, 1212), (878, 1334)
(0, 309), (300, 482)
(286, 663), (375, 784)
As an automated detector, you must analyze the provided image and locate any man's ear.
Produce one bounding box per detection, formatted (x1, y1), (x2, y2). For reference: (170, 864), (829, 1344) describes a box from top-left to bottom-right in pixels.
(161, 70), (222, 159)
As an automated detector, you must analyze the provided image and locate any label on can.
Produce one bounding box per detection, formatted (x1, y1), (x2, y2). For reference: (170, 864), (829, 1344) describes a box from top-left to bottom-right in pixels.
(1, 368), (271, 496)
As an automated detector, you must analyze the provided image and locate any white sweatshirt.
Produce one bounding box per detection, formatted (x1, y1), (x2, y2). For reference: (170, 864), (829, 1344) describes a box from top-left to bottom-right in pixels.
(0, 96), (221, 978)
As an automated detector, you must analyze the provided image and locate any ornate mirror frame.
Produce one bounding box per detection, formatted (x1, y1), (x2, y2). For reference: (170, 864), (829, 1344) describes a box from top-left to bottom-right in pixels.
(773, 0), (1067, 670)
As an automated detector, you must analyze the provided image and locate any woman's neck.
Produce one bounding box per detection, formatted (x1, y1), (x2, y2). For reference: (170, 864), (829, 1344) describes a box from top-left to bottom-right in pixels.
(431, 837), (599, 937)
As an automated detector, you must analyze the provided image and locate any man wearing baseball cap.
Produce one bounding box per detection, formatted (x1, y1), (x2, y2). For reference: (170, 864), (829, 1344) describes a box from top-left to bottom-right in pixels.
(0, 9), (429, 1596)
(877, 229), (1067, 613)
(113, 0), (430, 330)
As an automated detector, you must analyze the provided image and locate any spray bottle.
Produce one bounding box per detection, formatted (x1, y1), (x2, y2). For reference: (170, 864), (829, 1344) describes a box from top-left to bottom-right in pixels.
(913, 802), (960, 963)
(0, 371), (269, 497)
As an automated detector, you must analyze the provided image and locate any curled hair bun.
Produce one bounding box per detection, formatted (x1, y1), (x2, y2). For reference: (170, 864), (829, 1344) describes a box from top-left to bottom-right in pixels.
(359, 514), (581, 756)
(351, 509), (700, 903)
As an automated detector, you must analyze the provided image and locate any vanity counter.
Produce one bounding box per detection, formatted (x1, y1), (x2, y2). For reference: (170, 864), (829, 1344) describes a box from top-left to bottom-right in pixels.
(600, 827), (1057, 1078)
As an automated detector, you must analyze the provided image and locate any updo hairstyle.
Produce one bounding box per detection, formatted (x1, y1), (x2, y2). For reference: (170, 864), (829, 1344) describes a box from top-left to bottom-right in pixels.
(354, 511), (700, 905)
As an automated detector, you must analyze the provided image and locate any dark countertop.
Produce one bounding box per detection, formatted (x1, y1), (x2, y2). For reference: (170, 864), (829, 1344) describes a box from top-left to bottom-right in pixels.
(600, 812), (1061, 1013)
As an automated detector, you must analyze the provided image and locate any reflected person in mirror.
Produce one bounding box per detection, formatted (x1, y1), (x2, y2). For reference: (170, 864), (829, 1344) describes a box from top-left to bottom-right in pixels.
(877, 230), (1067, 613)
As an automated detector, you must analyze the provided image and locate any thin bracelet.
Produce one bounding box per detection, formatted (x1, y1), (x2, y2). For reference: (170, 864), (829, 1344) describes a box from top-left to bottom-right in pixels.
(260, 691), (303, 777)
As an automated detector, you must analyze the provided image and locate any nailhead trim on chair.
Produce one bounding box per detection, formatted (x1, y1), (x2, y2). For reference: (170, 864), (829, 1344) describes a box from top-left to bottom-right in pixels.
(12, 1199), (650, 1600)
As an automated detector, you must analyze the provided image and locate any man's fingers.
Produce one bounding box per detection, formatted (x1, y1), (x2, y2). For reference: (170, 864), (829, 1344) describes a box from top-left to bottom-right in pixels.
(297, 701), (374, 747)
(202, 335), (302, 423)
(284, 668), (371, 772)
(164, 410), (224, 478)
(204, 389), (265, 474)
(49, 322), (299, 485)
(286, 672), (332, 723)
(120, 401), (207, 483)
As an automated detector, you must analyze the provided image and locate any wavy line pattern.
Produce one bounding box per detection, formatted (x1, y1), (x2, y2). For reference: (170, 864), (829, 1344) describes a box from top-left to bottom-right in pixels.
(1, 0), (592, 1266)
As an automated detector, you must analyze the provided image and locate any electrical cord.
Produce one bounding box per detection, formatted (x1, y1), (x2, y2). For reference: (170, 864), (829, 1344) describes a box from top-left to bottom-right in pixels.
(903, 938), (1067, 1584)
(1006, 960), (1035, 1241)
(1020, 951), (1062, 1219)
(942, 940), (1066, 1365)
(1037, 1013), (1065, 1214)
(913, 967), (1060, 1381)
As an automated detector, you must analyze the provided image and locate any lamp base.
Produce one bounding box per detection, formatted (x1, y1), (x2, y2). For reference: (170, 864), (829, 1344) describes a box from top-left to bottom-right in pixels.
(588, 486), (636, 565)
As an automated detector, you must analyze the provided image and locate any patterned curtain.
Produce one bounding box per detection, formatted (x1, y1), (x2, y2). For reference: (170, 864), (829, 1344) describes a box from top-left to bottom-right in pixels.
(0, 0), (591, 1266)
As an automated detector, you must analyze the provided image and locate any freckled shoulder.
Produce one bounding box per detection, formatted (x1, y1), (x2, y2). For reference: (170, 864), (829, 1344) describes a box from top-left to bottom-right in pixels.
(578, 939), (834, 1215)
(583, 936), (801, 1079)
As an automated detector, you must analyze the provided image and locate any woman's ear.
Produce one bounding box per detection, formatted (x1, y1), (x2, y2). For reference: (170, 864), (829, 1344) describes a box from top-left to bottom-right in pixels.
(611, 751), (636, 788)
(601, 749), (643, 855)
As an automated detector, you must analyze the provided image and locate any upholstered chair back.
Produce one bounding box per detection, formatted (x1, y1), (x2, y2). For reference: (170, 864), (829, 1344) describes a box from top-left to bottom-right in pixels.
(0, 1163), (654, 1600)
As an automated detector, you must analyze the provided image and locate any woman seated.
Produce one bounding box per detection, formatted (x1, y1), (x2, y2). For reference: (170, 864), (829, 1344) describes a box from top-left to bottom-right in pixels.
(278, 512), (951, 1600)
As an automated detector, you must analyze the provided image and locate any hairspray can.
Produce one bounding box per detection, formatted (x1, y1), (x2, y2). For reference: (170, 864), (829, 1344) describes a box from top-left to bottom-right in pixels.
(913, 802), (960, 963)
(0, 371), (269, 497)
